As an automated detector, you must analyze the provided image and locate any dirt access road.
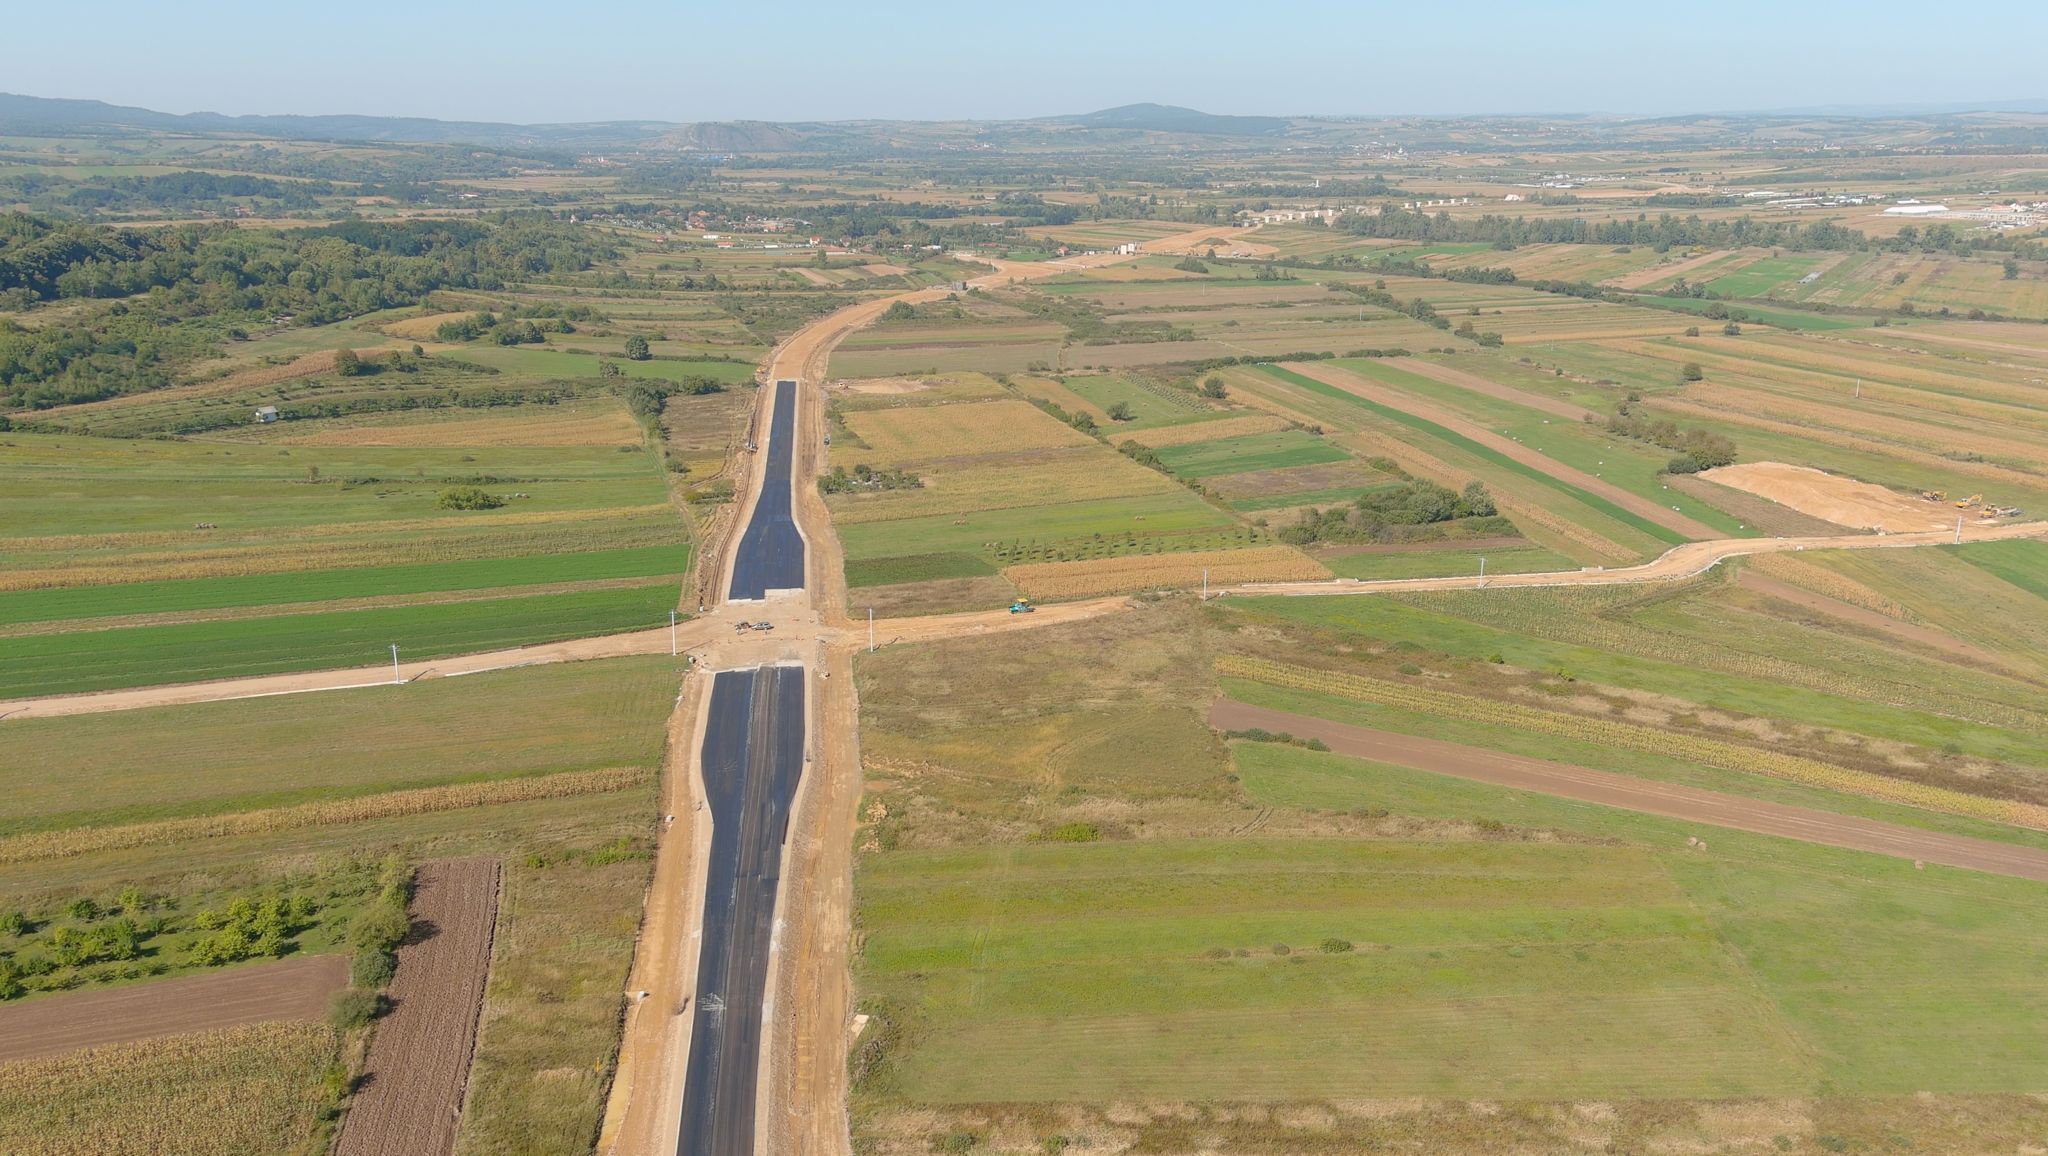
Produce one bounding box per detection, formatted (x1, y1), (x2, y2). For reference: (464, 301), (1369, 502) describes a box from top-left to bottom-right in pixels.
(1223, 517), (2048, 598)
(1210, 699), (2048, 883)
(0, 954), (346, 1063)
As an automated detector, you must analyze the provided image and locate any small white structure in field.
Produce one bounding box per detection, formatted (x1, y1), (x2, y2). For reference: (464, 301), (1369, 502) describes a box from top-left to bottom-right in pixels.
(254, 406), (279, 424)
(1115, 242), (1140, 255)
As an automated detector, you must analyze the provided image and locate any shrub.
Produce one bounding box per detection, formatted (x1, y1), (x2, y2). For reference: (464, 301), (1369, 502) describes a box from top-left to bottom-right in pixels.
(1319, 938), (1355, 954)
(349, 949), (395, 989)
(1106, 400), (1133, 421)
(1722, 322), (1742, 336)
(437, 486), (504, 510)
(1272, 944), (1292, 956)
(1035, 823), (1100, 844)
(66, 898), (100, 922)
(332, 348), (363, 377)
(623, 334), (651, 360)
(328, 988), (381, 1031)
(1198, 375), (1227, 398)
(1680, 362), (1704, 381)
(1684, 325), (1700, 336)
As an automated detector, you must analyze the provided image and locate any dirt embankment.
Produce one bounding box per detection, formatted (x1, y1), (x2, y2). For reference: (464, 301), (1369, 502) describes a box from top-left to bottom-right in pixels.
(0, 954), (347, 1063)
(335, 858), (502, 1156)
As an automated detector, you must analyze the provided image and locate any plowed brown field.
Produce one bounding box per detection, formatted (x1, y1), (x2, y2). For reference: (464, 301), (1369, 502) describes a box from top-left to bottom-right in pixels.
(335, 858), (502, 1156)
(0, 955), (347, 1062)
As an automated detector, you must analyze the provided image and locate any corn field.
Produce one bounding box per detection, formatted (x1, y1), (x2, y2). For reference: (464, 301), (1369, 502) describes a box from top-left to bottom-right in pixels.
(0, 1021), (334, 1155)
(0, 767), (649, 865)
(1215, 654), (2048, 831)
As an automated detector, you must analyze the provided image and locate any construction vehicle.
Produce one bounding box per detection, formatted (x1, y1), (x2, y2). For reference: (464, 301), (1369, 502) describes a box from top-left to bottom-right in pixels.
(1009, 599), (1035, 614)
(734, 622), (753, 633)
(1955, 494), (1983, 509)
(1991, 505), (2023, 518)
(754, 621), (775, 631)
(1919, 490), (1947, 502)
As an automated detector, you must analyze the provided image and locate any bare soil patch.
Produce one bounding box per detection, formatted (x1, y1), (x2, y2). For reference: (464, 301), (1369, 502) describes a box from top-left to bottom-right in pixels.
(1699, 462), (1950, 532)
(0, 954), (347, 1062)
(335, 858), (502, 1156)
(833, 377), (932, 396)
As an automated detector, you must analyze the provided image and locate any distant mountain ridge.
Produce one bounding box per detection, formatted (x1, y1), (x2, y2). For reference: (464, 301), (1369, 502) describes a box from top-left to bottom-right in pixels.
(1060, 103), (1291, 136)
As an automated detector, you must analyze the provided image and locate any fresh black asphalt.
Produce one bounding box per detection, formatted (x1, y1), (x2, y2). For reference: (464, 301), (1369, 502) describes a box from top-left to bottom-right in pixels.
(677, 665), (806, 1156)
(726, 379), (806, 600)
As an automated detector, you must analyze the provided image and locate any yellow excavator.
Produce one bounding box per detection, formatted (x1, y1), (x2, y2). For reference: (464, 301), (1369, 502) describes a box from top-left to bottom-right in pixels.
(1954, 494), (1983, 509)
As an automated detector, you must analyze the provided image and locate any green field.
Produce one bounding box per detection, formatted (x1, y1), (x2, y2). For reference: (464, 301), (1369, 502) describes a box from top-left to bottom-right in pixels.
(1152, 430), (1351, 479)
(1228, 587), (2048, 768)
(450, 345), (758, 384)
(1947, 538), (2048, 600)
(0, 544), (689, 626)
(843, 552), (997, 588)
(857, 836), (1813, 1102)
(1234, 743), (2048, 1095)
(836, 490), (1233, 561)
(0, 585), (678, 699)
(0, 658), (676, 835)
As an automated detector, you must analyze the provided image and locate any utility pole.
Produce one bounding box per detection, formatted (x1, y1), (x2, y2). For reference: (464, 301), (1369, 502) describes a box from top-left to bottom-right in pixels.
(390, 644), (401, 685)
(670, 610), (678, 656)
(868, 607), (875, 652)
(1479, 556), (1486, 578)
(1854, 379), (1861, 399)
(1955, 514), (1964, 544)
(1202, 568), (1209, 599)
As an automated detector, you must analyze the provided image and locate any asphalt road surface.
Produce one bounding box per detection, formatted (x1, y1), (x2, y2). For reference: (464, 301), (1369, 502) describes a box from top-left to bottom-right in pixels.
(677, 666), (807, 1156)
(727, 379), (806, 601)
(1211, 698), (2048, 882)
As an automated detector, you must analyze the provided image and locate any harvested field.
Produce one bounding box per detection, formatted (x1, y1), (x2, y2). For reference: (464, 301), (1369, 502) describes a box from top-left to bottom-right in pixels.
(1122, 412), (1292, 448)
(0, 1021), (337, 1156)
(336, 858), (502, 1156)
(1733, 571), (2013, 670)
(837, 399), (1092, 467)
(1700, 462), (1949, 532)
(1005, 544), (1328, 599)
(832, 377), (932, 395)
(278, 401), (644, 447)
(0, 955), (347, 1062)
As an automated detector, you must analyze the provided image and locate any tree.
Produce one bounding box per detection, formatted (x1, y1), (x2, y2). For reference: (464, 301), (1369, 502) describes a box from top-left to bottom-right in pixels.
(623, 334), (651, 361)
(1721, 322), (1741, 336)
(1684, 325), (1700, 337)
(882, 301), (916, 322)
(1198, 375), (1227, 399)
(598, 360), (622, 378)
(1106, 400), (1134, 421)
(1681, 362), (1704, 382)
(332, 348), (362, 377)
(2005, 258), (2022, 280)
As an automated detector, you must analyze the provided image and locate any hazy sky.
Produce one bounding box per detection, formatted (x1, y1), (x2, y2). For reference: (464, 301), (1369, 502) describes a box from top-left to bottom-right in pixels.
(11, 0), (2045, 123)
